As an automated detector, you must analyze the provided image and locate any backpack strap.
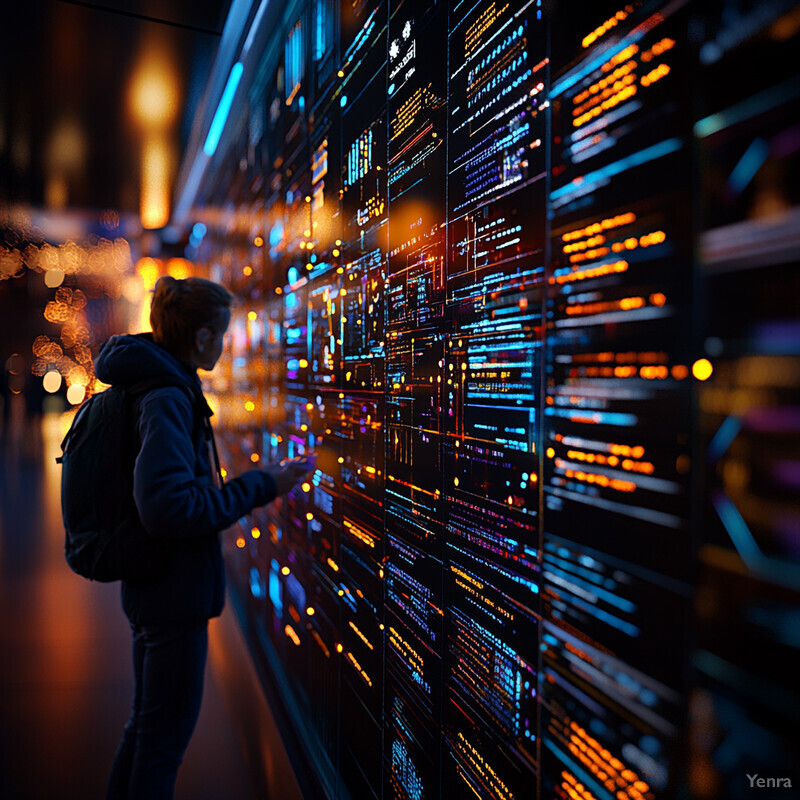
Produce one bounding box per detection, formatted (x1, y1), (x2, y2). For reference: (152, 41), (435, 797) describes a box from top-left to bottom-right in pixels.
(204, 415), (225, 488)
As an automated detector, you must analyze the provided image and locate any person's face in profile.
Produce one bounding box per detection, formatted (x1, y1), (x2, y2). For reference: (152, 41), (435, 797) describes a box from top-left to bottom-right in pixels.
(192, 307), (231, 371)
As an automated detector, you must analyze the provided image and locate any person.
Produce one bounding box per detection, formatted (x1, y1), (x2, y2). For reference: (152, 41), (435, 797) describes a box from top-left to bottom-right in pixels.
(98, 276), (309, 800)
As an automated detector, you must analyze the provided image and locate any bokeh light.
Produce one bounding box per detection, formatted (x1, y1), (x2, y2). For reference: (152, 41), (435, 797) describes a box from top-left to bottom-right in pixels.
(42, 370), (62, 394)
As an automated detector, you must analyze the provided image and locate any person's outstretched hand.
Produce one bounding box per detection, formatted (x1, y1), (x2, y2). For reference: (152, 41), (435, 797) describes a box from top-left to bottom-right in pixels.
(261, 454), (316, 496)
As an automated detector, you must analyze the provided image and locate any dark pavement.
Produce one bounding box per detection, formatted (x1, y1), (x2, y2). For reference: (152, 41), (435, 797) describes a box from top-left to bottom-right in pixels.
(0, 397), (265, 800)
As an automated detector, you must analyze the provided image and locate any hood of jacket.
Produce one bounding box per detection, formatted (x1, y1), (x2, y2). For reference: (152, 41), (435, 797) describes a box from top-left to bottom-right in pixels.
(95, 332), (200, 391)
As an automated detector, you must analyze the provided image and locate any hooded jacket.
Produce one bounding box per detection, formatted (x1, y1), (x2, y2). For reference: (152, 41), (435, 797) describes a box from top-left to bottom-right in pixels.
(95, 333), (276, 625)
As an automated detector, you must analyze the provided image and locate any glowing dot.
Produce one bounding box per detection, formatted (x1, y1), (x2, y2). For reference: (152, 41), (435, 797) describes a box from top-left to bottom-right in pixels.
(692, 358), (713, 381)
(220, 468), (228, 479)
(236, 537), (246, 548)
(43, 370), (62, 393)
(243, 265), (253, 276)
(672, 364), (689, 379)
(305, 196), (311, 203)
(275, 287), (283, 294)
(332, 249), (340, 257)
(248, 311), (257, 320)
(251, 527), (261, 539)
(454, 477), (459, 486)
(245, 400), (255, 411)
(306, 512), (314, 521)
(66, 384), (85, 405)
(254, 236), (264, 247)
(338, 457), (344, 463)
(250, 453), (260, 463)
(302, 482), (311, 492)
(44, 269), (65, 288)
(299, 359), (309, 368)
(337, 589), (344, 596)
(335, 239), (342, 246)
(336, 643), (344, 652)
(547, 447), (555, 458)
(306, 607), (315, 615)
(281, 566), (290, 576)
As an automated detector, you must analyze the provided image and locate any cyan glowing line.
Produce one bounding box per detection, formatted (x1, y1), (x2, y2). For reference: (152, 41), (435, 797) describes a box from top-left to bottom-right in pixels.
(694, 76), (800, 138)
(727, 137), (769, 195)
(552, 30), (646, 99)
(544, 564), (636, 614)
(203, 62), (244, 157)
(708, 414), (742, 461)
(551, 138), (682, 202)
(712, 492), (761, 570)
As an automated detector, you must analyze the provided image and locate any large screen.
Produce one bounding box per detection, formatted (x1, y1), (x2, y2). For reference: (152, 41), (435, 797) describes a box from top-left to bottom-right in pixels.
(188, 1), (800, 797)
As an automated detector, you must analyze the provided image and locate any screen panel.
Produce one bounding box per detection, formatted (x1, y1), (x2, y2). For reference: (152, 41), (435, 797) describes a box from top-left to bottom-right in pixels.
(185, 1), (800, 798)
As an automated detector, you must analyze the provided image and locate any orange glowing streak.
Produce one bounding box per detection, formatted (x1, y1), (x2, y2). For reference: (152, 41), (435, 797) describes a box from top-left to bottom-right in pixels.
(284, 625), (301, 646)
(551, 260), (629, 285)
(582, 8), (633, 48)
(140, 135), (171, 229)
(565, 296), (645, 316)
(562, 213), (636, 242)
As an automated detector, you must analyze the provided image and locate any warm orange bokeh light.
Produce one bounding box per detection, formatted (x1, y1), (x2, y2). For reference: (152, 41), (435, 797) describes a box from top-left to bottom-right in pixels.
(692, 358), (714, 381)
(140, 136), (172, 229)
(166, 258), (192, 280)
(129, 52), (180, 129)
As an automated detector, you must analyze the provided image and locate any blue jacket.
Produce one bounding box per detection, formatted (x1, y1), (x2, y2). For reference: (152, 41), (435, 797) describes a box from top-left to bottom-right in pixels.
(95, 333), (275, 625)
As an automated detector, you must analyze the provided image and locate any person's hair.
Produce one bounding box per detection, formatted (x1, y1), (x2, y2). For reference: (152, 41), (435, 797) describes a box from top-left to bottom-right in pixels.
(150, 276), (233, 358)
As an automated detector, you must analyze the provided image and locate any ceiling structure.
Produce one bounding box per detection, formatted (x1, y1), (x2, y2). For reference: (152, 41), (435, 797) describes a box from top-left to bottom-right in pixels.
(1, 0), (229, 226)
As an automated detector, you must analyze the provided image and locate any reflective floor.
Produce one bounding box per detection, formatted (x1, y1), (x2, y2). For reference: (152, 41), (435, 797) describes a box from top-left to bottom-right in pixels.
(0, 398), (259, 800)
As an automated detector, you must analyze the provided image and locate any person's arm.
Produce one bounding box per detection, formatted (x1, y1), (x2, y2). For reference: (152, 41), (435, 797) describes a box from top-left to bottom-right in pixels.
(133, 387), (278, 538)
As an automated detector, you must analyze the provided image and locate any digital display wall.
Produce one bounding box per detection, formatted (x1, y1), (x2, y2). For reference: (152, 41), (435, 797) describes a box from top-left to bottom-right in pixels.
(188, 1), (800, 797)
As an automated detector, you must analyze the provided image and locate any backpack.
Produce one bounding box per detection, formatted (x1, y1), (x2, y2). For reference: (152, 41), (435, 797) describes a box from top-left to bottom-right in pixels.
(57, 377), (201, 582)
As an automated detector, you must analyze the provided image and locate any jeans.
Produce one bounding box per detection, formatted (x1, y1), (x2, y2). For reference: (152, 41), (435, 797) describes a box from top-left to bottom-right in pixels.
(106, 621), (208, 800)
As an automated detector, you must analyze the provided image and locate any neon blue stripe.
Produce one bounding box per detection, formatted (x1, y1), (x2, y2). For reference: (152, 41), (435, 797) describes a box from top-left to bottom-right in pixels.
(708, 414), (741, 461)
(203, 62), (244, 157)
(712, 492), (762, 569)
(694, 76), (800, 138)
(550, 138), (682, 202)
(727, 137), (769, 195)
